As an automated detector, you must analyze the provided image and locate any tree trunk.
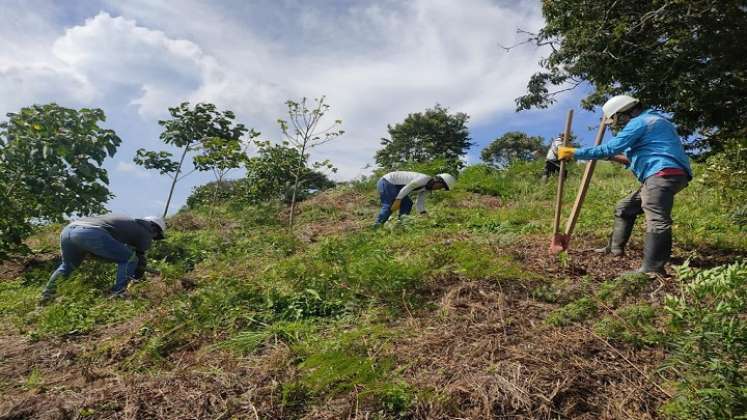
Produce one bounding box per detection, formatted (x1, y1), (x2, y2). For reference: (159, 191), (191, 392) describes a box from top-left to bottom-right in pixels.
(288, 142), (307, 231)
(163, 145), (190, 217)
(288, 172), (300, 230)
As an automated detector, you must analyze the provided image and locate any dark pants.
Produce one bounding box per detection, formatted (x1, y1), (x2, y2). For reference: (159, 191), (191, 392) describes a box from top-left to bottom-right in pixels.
(543, 160), (561, 177)
(43, 224), (138, 295)
(376, 178), (413, 224)
(614, 174), (689, 234)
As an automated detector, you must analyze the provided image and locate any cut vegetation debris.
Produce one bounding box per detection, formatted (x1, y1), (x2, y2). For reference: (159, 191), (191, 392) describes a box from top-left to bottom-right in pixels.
(1, 162), (746, 419)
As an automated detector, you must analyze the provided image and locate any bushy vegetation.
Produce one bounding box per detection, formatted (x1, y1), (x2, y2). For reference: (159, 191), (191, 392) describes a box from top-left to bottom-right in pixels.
(661, 261), (747, 419)
(0, 104), (121, 259)
(1, 159), (745, 418)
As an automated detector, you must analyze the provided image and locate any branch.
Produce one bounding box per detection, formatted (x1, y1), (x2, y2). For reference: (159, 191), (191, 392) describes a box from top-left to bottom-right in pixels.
(497, 38), (535, 52)
(176, 167), (198, 182)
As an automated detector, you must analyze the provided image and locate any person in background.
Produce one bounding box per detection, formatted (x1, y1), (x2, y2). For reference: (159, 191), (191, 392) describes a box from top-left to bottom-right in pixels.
(375, 171), (456, 225)
(557, 95), (692, 275)
(39, 214), (166, 303)
(542, 135), (565, 182)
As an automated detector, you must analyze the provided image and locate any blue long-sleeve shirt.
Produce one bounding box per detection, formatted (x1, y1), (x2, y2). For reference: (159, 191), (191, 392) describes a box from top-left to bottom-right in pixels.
(573, 110), (692, 182)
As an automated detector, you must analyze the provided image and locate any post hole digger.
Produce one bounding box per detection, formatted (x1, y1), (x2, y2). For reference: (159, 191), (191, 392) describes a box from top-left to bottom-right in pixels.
(549, 109), (574, 254)
(548, 115), (607, 255)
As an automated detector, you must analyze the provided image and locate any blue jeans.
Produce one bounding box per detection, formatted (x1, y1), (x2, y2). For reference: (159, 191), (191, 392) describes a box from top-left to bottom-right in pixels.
(375, 178), (414, 224)
(43, 224), (138, 295)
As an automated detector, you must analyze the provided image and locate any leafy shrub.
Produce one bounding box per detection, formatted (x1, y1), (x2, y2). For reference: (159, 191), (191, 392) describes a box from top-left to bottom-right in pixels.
(185, 179), (247, 208)
(593, 304), (661, 347)
(730, 206), (747, 231)
(546, 297), (597, 326)
(186, 169), (335, 209)
(661, 261), (747, 419)
(597, 273), (653, 307)
(698, 141), (747, 205)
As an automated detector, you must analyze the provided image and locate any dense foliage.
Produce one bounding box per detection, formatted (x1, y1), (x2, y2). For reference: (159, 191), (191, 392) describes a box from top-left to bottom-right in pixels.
(375, 104), (471, 173)
(517, 0), (747, 148)
(663, 261), (747, 419)
(480, 131), (545, 167)
(0, 104), (120, 259)
(186, 141), (335, 209)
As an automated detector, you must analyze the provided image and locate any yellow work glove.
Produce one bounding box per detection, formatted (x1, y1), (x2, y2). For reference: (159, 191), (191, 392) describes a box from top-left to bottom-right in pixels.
(390, 199), (401, 211)
(557, 146), (576, 161)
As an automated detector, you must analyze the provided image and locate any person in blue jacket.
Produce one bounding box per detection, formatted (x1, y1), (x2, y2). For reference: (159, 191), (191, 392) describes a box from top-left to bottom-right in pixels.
(557, 95), (692, 274)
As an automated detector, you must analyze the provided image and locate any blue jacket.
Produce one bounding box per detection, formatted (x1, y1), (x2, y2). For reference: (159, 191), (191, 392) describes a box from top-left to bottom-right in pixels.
(573, 110), (692, 182)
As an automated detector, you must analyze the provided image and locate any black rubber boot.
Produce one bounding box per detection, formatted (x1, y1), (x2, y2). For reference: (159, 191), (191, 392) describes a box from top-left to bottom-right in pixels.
(638, 231), (672, 275)
(595, 217), (634, 256)
(37, 290), (55, 305)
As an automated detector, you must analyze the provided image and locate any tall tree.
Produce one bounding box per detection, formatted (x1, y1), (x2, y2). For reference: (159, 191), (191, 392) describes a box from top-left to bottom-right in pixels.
(133, 102), (250, 216)
(0, 104), (121, 259)
(516, 0), (747, 148)
(480, 131), (544, 168)
(375, 104), (471, 172)
(277, 96), (343, 230)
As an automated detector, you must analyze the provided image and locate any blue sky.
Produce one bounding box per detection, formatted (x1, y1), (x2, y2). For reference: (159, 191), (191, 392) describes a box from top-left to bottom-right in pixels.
(1, 0), (610, 216)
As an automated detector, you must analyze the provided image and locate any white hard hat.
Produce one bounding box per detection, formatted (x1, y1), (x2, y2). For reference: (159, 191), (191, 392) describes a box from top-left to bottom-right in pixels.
(142, 216), (166, 236)
(436, 173), (456, 190)
(602, 95), (639, 123)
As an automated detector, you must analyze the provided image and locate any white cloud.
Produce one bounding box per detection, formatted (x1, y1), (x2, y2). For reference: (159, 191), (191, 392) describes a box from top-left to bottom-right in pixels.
(115, 161), (151, 178)
(95, 0), (547, 178)
(0, 0), (549, 213)
(51, 12), (220, 119)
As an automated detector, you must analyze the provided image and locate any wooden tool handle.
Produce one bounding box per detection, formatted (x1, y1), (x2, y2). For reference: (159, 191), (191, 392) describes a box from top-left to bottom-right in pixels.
(552, 110), (574, 235)
(564, 118), (607, 236)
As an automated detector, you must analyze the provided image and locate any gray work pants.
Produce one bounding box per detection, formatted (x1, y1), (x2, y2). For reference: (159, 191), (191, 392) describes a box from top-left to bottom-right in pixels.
(615, 175), (689, 233)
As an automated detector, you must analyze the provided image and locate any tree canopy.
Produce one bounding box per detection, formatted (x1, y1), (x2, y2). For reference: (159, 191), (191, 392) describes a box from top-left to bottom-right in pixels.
(516, 0), (747, 148)
(133, 102), (251, 215)
(244, 140), (335, 205)
(481, 131), (545, 168)
(0, 104), (120, 258)
(375, 105), (471, 172)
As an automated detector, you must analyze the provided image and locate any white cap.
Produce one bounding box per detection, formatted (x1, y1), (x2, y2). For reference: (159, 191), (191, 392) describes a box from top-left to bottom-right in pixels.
(436, 173), (456, 190)
(142, 216), (166, 236)
(602, 95), (639, 123)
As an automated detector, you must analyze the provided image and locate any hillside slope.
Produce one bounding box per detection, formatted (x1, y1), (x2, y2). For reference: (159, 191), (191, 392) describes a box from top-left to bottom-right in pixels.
(1, 162), (745, 419)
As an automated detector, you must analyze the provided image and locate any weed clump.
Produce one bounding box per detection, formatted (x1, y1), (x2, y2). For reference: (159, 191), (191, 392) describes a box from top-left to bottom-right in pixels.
(546, 297), (597, 326)
(593, 304), (661, 347)
(597, 272), (653, 306)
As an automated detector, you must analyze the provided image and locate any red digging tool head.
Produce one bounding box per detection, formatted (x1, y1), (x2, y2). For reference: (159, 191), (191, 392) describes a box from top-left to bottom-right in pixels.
(548, 233), (570, 255)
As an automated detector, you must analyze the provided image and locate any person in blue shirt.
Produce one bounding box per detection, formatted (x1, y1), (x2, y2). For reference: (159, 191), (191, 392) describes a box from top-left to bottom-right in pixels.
(557, 95), (692, 275)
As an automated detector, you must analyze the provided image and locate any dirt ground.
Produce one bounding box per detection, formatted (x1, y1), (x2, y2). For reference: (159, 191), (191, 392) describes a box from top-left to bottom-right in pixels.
(0, 236), (739, 419)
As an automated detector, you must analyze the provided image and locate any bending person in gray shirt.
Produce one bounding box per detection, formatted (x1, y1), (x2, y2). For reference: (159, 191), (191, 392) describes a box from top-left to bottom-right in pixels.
(40, 214), (166, 303)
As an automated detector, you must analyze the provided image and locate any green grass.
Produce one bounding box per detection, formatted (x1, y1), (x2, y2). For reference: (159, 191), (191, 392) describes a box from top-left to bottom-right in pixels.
(284, 322), (414, 416)
(546, 297), (598, 326)
(597, 273), (654, 307)
(0, 160), (745, 417)
(593, 303), (662, 346)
